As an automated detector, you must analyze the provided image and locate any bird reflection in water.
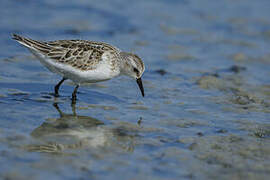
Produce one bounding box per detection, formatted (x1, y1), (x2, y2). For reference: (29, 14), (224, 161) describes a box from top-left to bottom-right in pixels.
(27, 102), (136, 153)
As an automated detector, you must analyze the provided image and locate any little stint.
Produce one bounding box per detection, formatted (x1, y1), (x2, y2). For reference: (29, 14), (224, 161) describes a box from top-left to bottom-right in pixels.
(12, 34), (145, 103)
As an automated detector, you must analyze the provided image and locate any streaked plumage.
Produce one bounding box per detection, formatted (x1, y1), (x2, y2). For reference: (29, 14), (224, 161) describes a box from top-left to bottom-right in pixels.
(12, 34), (145, 103)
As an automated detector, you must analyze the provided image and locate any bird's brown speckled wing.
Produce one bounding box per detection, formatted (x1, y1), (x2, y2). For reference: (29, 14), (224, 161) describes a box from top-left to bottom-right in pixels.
(45, 40), (115, 70)
(12, 34), (119, 71)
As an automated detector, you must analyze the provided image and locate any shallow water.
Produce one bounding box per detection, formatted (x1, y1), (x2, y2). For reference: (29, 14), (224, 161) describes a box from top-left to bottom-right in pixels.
(0, 0), (270, 179)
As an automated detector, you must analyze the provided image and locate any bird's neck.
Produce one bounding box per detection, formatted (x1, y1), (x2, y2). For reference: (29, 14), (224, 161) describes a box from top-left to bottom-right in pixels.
(119, 52), (131, 75)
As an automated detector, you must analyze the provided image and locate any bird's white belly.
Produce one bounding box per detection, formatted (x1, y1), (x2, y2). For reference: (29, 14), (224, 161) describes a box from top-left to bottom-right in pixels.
(31, 50), (120, 84)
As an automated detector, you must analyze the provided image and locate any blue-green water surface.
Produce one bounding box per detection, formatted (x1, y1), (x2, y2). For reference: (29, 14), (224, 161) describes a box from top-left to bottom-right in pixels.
(0, 0), (270, 179)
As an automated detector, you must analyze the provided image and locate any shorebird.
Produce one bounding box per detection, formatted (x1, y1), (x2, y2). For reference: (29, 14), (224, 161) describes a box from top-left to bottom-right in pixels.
(12, 34), (145, 103)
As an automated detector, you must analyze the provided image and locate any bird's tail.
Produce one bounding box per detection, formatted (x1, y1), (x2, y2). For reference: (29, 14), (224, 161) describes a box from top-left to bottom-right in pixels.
(12, 33), (25, 42)
(12, 34), (50, 53)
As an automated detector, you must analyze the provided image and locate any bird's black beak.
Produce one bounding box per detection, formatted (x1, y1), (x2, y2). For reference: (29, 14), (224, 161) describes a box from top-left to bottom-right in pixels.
(136, 78), (144, 97)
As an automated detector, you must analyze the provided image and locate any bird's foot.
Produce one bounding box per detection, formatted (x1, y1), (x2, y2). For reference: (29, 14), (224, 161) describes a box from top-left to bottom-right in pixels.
(71, 95), (77, 105)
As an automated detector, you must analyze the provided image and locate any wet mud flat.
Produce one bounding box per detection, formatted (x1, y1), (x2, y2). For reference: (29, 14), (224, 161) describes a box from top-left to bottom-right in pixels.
(0, 0), (270, 179)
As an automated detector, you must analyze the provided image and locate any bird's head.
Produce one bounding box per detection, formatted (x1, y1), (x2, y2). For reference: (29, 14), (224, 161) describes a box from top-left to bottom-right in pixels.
(120, 52), (145, 97)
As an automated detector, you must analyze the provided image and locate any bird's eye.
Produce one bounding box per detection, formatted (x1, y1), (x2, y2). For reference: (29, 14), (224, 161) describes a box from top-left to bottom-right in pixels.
(133, 68), (139, 73)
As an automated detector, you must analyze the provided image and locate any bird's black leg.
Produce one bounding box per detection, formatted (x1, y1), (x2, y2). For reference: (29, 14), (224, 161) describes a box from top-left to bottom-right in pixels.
(71, 85), (79, 104)
(54, 78), (66, 97)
